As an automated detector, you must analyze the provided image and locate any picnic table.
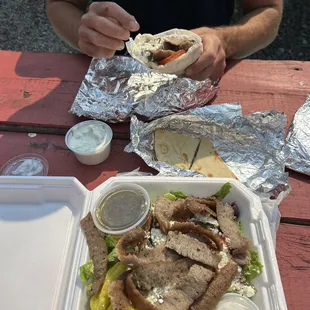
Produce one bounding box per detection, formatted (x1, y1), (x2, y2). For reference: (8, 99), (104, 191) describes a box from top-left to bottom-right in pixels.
(0, 50), (310, 309)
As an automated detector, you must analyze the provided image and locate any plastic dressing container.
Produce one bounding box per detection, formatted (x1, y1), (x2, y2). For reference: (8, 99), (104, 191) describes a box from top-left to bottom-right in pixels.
(65, 120), (113, 165)
(93, 183), (151, 235)
(216, 293), (260, 310)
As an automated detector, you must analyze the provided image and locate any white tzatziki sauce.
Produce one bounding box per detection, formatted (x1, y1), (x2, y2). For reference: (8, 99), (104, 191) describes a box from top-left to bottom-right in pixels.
(68, 122), (107, 153)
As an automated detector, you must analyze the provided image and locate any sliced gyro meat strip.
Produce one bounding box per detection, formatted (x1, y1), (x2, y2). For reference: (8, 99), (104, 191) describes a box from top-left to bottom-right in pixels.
(126, 273), (157, 310)
(169, 221), (224, 250)
(154, 196), (189, 233)
(108, 272), (134, 310)
(156, 265), (213, 310)
(191, 261), (238, 310)
(126, 260), (190, 310)
(116, 228), (180, 267)
(216, 202), (252, 265)
(80, 212), (108, 297)
(185, 197), (217, 217)
(151, 49), (174, 61)
(165, 231), (221, 269)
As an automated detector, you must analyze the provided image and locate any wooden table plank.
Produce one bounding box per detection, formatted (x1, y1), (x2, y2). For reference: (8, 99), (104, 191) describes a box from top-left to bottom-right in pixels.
(0, 131), (154, 190)
(1, 51), (309, 134)
(277, 223), (310, 310)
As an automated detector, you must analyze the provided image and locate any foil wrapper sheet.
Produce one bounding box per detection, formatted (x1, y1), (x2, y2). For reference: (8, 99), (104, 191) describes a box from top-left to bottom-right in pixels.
(70, 57), (218, 122)
(125, 103), (290, 201)
(284, 95), (310, 175)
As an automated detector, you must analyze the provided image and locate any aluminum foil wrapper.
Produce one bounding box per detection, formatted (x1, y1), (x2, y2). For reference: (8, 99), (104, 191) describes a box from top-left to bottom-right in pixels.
(125, 103), (290, 201)
(284, 95), (310, 175)
(70, 57), (218, 122)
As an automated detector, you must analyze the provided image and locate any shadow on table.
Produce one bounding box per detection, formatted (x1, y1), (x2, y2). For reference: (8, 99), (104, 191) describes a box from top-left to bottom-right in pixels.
(7, 51), (90, 129)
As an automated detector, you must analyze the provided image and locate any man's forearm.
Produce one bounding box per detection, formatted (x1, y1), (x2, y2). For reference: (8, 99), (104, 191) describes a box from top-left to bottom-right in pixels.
(46, 1), (86, 50)
(217, 5), (283, 59)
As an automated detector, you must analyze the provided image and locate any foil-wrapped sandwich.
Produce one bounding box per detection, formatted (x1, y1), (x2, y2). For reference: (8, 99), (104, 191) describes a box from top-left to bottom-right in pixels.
(126, 29), (203, 75)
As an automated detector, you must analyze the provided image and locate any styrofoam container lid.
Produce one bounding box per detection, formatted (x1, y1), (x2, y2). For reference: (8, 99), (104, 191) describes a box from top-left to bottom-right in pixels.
(0, 176), (287, 310)
(93, 183), (151, 235)
(0, 153), (49, 176)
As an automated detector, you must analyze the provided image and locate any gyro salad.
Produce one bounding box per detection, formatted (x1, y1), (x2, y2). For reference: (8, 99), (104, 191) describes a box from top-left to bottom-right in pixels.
(79, 183), (263, 310)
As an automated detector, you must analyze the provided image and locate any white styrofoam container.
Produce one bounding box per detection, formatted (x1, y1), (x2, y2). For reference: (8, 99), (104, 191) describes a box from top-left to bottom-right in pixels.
(0, 176), (287, 310)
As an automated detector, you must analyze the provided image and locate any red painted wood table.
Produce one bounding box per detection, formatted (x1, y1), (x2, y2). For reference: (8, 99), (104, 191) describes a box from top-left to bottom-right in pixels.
(0, 51), (310, 309)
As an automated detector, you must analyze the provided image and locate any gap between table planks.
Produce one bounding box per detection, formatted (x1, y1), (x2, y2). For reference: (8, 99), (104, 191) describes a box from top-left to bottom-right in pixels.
(1, 51), (310, 134)
(0, 131), (309, 223)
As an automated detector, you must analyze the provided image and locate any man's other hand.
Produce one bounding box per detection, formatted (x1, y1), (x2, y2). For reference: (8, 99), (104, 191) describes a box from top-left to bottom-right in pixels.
(78, 2), (139, 58)
(186, 27), (227, 81)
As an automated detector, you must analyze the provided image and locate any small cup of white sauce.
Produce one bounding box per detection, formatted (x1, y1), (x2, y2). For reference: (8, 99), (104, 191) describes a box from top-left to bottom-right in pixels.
(216, 293), (259, 310)
(65, 120), (113, 165)
(93, 183), (151, 235)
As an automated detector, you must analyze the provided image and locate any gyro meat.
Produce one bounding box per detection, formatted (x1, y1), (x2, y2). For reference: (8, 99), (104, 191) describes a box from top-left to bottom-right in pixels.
(165, 231), (221, 269)
(116, 227), (180, 267)
(127, 260), (213, 310)
(108, 273), (133, 310)
(216, 202), (252, 265)
(80, 212), (108, 297)
(191, 261), (238, 310)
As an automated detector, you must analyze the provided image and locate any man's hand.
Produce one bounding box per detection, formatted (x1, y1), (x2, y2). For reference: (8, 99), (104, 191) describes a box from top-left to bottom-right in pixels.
(78, 2), (139, 58)
(185, 28), (226, 81)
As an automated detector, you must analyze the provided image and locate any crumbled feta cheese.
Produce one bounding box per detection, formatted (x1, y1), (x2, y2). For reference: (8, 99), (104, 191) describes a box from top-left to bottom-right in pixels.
(229, 273), (256, 298)
(147, 286), (173, 305)
(218, 244), (232, 269)
(194, 213), (219, 227)
(150, 228), (166, 247)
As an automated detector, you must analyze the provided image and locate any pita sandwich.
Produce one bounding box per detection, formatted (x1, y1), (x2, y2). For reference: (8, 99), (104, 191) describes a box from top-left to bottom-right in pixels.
(154, 130), (200, 170)
(126, 29), (203, 75)
(190, 138), (238, 179)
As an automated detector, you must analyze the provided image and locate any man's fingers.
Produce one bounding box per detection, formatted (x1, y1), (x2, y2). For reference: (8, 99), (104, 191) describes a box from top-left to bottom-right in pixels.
(91, 2), (139, 32)
(81, 13), (130, 41)
(78, 40), (115, 59)
(185, 36), (220, 76)
(79, 25), (125, 50)
(188, 52), (226, 81)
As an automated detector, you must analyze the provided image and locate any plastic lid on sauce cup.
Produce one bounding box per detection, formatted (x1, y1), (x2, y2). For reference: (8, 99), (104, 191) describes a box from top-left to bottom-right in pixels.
(0, 153), (49, 176)
(93, 183), (151, 235)
(216, 293), (259, 310)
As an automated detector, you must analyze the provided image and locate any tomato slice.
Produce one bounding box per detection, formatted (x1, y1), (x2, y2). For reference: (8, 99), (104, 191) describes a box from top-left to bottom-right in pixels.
(158, 50), (186, 65)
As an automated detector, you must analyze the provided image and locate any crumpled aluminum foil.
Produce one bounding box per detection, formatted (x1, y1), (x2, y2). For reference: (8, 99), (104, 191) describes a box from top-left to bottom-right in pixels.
(70, 57), (218, 122)
(284, 95), (310, 175)
(125, 103), (290, 200)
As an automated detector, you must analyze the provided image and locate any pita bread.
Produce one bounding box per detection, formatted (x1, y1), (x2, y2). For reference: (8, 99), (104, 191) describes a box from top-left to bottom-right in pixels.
(154, 130), (200, 169)
(126, 29), (203, 75)
(190, 139), (237, 179)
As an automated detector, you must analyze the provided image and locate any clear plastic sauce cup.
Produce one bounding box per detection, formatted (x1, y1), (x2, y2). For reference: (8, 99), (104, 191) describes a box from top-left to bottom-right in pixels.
(93, 183), (151, 236)
(216, 293), (259, 310)
(65, 120), (113, 166)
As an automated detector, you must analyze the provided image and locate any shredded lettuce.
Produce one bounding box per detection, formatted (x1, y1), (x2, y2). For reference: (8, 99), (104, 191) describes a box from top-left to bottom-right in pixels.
(80, 260), (94, 284)
(164, 193), (178, 200)
(105, 235), (120, 248)
(214, 182), (232, 199)
(108, 248), (118, 263)
(243, 250), (264, 282)
(170, 191), (188, 199)
(237, 220), (244, 235)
